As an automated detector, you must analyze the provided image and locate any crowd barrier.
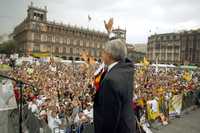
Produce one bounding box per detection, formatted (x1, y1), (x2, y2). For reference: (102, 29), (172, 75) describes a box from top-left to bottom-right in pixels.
(53, 123), (94, 133)
(6, 105), (51, 133)
(6, 104), (94, 133)
(182, 89), (200, 110)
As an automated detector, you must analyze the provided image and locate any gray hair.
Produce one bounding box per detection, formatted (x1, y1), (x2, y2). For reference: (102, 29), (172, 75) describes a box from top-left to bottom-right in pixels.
(104, 39), (127, 61)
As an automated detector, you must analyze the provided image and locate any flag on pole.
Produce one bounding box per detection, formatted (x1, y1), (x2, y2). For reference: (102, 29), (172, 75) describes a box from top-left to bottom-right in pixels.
(149, 29), (151, 33)
(88, 15), (92, 21)
(143, 57), (149, 66)
(183, 70), (192, 81)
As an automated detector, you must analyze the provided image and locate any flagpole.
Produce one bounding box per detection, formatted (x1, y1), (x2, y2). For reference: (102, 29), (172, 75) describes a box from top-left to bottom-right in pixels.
(87, 15), (91, 29)
(87, 20), (90, 29)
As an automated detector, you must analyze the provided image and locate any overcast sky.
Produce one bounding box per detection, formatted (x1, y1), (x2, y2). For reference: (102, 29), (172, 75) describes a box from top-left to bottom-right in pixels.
(1, 0), (200, 43)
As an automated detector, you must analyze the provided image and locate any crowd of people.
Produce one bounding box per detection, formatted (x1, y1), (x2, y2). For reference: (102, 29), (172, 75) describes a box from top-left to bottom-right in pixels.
(8, 59), (97, 132)
(132, 64), (200, 131)
(134, 67), (200, 106)
(0, 54), (10, 65)
(1, 55), (200, 133)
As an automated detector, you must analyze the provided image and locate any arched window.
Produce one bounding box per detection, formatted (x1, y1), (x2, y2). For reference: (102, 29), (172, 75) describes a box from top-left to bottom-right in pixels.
(63, 47), (66, 54)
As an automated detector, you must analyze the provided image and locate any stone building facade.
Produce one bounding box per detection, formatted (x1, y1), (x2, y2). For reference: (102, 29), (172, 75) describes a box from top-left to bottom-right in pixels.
(147, 33), (181, 65)
(147, 29), (200, 65)
(13, 4), (109, 60)
(180, 30), (200, 65)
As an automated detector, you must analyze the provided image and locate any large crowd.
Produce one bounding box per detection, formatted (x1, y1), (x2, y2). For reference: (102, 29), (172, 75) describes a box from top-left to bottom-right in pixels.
(133, 64), (200, 130)
(6, 58), (97, 132)
(1, 55), (200, 133)
(134, 66), (200, 105)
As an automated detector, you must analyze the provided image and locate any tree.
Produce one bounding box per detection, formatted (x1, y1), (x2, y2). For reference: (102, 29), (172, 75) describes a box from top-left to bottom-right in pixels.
(0, 40), (19, 55)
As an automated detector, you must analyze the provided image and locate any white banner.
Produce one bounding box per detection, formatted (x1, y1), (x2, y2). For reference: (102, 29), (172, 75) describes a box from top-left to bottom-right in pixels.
(0, 79), (17, 111)
(169, 94), (183, 116)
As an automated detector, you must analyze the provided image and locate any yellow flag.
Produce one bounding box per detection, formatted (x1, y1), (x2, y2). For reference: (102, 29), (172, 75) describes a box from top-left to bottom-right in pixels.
(183, 70), (192, 81)
(143, 57), (149, 66)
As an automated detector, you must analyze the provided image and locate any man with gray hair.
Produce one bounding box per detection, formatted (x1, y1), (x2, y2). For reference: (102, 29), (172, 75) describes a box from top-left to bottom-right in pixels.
(93, 39), (136, 133)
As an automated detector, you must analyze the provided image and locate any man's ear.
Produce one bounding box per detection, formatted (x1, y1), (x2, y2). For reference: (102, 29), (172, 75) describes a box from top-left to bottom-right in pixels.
(107, 53), (113, 60)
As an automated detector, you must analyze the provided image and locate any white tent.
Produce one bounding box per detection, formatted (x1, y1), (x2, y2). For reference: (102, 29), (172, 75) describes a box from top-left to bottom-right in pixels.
(151, 64), (176, 68)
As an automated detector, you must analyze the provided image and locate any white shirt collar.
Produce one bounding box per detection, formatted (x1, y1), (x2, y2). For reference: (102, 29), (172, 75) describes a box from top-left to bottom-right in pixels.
(108, 62), (118, 72)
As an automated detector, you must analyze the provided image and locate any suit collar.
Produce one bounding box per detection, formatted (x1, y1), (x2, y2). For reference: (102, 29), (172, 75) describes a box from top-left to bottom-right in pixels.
(107, 61), (118, 72)
(103, 61), (122, 79)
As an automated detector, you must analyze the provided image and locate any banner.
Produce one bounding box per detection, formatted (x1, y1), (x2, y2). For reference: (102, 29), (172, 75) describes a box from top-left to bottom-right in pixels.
(169, 94), (183, 116)
(0, 79), (17, 111)
(147, 99), (160, 120)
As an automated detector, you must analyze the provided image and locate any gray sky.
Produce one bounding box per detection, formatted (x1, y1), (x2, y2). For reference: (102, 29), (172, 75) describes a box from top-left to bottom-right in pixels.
(1, 0), (200, 43)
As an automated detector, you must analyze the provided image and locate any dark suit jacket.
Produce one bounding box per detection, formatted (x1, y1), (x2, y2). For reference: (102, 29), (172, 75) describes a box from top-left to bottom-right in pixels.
(94, 59), (136, 133)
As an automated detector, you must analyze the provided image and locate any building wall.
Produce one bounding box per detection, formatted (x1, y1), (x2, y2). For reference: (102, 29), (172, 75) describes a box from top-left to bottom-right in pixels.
(180, 31), (200, 65)
(13, 5), (109, 60)
(147, 33), (181, 64)
(148, 30), (200, 65)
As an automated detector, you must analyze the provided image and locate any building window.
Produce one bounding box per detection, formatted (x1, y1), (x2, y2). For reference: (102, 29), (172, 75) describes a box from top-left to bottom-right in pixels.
(52, 36), (55, 42)
(40, 45), (45, 52)
(32, 33), (34, 40)
(173, 35), (176, 40)
(80, 40), (83, 46)
(59, 47), (62, 53)
(96, 50), (100, 56)
(63, 47), (66, 53)
(70, 48), (73, 54)
(55, 47), (59, 53)
(66, 38), (70, 45)
(91, 50), (95, 56)
(102, 44), (105, 49)
(60, 37), (63, 44)
(197, 39), (200, 49)
(76, 48), (79, 54)
(34, 33), (41, 41)
(73, 48), (76, 54)
(63, 38), (66, 44)
(41, 34), (47, 42)
(47, 35), (52, 42)
(73, 40), (77, 45)
(47, 46), (51, 52)
(55, 36), (59, 43)
(33, 44), (40, 52)
(91, 42), (95, 48)
(66, 47), (70, 53)
(32, 22), (36, 30)
(155, 44), (160, 49)
(96, 43), (100, 48)
(86, 41), (89, 47)
(161, 36), (164, 41)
